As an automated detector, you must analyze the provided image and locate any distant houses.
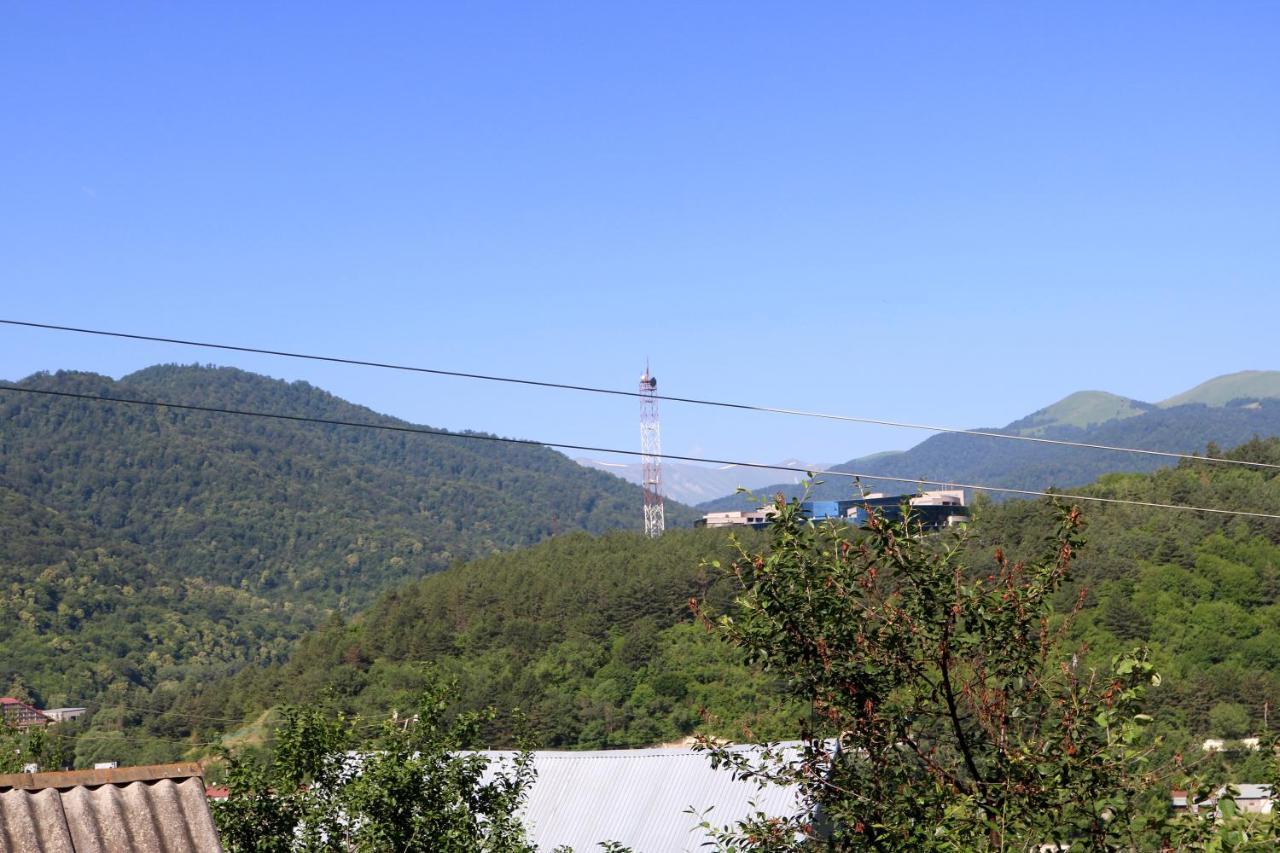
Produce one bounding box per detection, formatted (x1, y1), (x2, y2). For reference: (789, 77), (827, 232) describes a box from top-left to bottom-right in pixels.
(1173, 784), (1274, 816)
(0, 697), (51, 728)
(0, 698), (86, 729)
(44, 707), (87, 724)
(697, 490), (970, 532)
(1201, 737), (1261, 753)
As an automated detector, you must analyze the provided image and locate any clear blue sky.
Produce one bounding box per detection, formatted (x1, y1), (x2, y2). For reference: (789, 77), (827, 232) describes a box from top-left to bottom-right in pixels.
(2, 4), (1277, 468)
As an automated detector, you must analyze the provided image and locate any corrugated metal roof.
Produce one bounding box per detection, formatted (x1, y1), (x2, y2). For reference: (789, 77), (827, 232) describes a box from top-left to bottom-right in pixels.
(1229, 784), (1272, 800)
(478, 745), (803, 853)
(0, 762), (221, 852)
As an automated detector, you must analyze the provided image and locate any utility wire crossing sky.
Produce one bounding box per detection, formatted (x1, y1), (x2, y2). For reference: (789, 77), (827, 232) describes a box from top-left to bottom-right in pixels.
(3, 5), (1277, 464)
(4, 318), (1277, 473)
(3, 383), (1276, 522)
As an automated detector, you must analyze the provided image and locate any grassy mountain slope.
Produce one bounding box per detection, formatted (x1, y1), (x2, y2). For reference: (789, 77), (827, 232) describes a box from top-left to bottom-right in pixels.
(0, 364), (697, 739)
(129, 439), (1280, 769)
(1009, 390), (1151, 436)
(1159, 370), (1280, 408)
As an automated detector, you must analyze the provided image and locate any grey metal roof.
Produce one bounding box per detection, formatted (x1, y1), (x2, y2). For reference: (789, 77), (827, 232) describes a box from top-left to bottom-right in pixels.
(479, 745), (803, 853)
(1205, 783), (1273, 805)
(0, 762), (221, 853)
(1228, 784), (1272, 800)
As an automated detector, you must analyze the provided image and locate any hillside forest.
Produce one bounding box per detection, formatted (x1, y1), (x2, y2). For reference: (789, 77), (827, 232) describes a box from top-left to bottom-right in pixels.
(93, 440), (1280, 779)
(0, 364), (697, 758)
(2, 364), (1280, 784)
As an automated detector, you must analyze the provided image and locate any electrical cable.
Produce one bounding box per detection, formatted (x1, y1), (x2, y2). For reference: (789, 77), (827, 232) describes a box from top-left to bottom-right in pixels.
(105, 705), (269, 727)
(35, 728), (226, 748)
(4, 318), (1278, 472)
(104, 704), (391, 731)
(2, 382), (1277, 520)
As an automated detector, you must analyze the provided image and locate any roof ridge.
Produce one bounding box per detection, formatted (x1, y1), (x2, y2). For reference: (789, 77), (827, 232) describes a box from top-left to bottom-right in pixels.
(0, 761), (205, 791)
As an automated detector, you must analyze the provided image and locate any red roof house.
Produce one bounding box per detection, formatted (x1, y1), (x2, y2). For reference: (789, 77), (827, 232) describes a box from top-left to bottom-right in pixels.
(0, 698), (50, 728)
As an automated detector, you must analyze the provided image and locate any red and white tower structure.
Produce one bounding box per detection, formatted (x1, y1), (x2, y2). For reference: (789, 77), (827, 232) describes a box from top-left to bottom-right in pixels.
(639, 363), (665, 537)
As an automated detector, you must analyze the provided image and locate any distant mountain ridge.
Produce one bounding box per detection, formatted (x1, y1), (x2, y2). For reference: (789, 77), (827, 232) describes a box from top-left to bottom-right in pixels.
(575, 457), (827, 505)
(1159, 371), (1280, 408)
(699, 371), (1280, 510)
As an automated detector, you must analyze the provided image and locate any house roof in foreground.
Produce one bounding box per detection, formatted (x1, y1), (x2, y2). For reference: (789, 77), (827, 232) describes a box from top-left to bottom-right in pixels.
(0, 762), (221, 852)
(477, 744), (804, 853)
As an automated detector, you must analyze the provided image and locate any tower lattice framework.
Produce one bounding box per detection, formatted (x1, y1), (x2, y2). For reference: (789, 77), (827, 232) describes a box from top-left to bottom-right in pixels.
(639, 364), (665, 537)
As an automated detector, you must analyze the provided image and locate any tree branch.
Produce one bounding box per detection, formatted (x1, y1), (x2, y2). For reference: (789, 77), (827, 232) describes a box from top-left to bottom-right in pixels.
(940, 616), (985, 790)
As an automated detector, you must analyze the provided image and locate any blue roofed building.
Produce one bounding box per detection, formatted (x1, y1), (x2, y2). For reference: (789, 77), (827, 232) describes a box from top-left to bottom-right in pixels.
(800, 490), (970, 531)
(697, 490), (969, 532)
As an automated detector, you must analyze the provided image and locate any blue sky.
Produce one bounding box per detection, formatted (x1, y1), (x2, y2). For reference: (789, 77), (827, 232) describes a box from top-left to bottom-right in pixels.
(2, 4), (1277, 468)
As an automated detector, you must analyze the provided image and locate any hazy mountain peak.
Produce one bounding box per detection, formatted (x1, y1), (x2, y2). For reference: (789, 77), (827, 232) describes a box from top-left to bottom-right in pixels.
(575, 458), (824, 505)
(1007, 390), (1151, 436)
(1159, 371), (1280, 409)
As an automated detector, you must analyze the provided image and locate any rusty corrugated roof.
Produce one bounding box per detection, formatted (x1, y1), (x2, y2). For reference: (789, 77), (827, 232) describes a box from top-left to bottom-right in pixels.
(0, 762), (222, 852)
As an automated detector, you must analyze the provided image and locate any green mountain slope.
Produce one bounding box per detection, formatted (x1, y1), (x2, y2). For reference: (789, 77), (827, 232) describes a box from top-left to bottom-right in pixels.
(0, 364), (696, 740)
(1010, 390), (1151, 436)
(108, 529), (799, 763)
(701, 379), (1280, 511)
(0, 485), (303, 711)
(965, 437), (1280, 745)
(142, 439), (1280, 770)
(1159, 370), (1280, 408)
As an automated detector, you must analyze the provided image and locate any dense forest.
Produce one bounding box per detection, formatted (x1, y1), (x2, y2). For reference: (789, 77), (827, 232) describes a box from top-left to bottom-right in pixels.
(0, 364), (698, 761)
(5, 364), (1280, 775)
(117, 528), (801, 764)
(107, 438), (1280, 774)
(700, 393), (1280, 510)
(972, 437), (1280, 743)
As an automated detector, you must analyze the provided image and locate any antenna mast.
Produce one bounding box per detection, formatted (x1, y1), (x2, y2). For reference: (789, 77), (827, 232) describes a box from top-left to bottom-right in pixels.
(639, 362), (665, 537)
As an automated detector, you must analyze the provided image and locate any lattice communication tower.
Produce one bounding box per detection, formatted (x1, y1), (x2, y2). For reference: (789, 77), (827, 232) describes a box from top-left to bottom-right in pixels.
(639, 363), (665, 537)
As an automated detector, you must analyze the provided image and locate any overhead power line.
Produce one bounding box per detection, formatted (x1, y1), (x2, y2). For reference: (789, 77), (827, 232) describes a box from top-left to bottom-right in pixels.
(1, 383), (1277, 521)
(104, 703), (393, 732)
(4, 318), (1278, 473)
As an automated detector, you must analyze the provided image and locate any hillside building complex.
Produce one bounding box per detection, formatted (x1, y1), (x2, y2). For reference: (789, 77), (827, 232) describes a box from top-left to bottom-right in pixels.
(697, 490), (969, 532)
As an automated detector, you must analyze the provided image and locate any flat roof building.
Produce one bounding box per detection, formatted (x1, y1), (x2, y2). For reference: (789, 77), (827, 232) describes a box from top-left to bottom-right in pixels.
(697, 490), (969, 533)
(44, 707), (87, 724)
(694, 509), (776, 530)
(801, 490), (969, 531)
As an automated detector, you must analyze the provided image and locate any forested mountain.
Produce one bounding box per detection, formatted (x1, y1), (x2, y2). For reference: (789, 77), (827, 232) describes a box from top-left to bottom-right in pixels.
(9, 363), (1280, 773)
(0, 364), (697, 735)
(135, 439), (1280, 773)
(166, 528), (796, 762)
(700, 372), (1280, 510)
(0, 484), (302, 712)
